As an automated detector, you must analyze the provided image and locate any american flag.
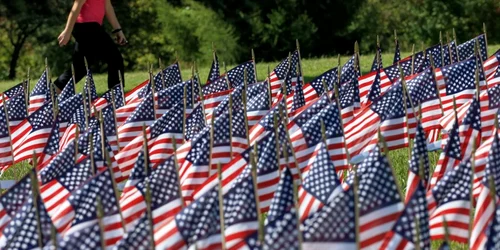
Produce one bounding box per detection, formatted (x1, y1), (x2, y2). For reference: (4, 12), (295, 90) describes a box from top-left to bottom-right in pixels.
(302, 187), (356, 249)
(269, 51), (299, 98)
(302, 67), (337, 104)
(0, 196), (52, 249)
(124, 79), (148, 105)
(39, 144), (93, 230)
(298, 142), (342, 221)
(283, 53), (300, 96)
(28, 70), (49, 115)
(185, 103), (206, 141)
(222, 173), (259, 249)
(485, 203), (500, 249)
(248, 97), (286, 145)
(11, 101), (54, 164)
(384, 58), (412, 83)
(207, 51), (220, 84)
(288, 95), (347, 175)
(428, 157), (472, 243)
(360, 69), (381, 109)
(291, 65), (306, 112)
(0, 100), (13, 168)
(56, 222), (102, 250)
(0, 171), (33, 237)
(393, 39), (401, 64)
(121, 148), (151, 198)
(115, 213), (152, 249)
(116, 102), (185, 179)
(94, 83), (125, 111)
(117, 93), (156, 149)
(338, 79), (360, 124)
(203, 88), (232, 122)
(405, 67), (443, 142)
(102, 105), (120, 154)
(226, 60), (256, 88)
(340, 55), (359, 85)
(435, 56), (482, 117)
(429, 118), (462, 193)
(471, 132), (500, 249)
(136, 62), (183, 100)
(58, 78), (75, 103)
(246, 82), (272, 127)
(473, 128), (498, 200)
(456, 34), (488, 62)
(120, 156), (182, 233)
(405, 121), (430, 202)
(6, 91), (27, 129)
(484, 49), (500, 83)
(488, 56), (500, 89)
(457, 96), (481, 159)
(266, 167), (294, 224)
(154, 186), (221, 250)
(370, 46), (383, 72)
(83, 69), (98, 111)
(358, 68), (392, 104)
(380, 180), (430, 249)
(345, 82), (408, 158)
(3, 81), (25, 99)
(250, 208), (300, 250)
(354, 146), (404, 249)
(51, 169), (124, 248)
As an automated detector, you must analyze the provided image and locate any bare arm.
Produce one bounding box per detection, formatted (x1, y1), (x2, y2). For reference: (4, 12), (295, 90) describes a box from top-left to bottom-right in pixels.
(105, 0), (127, 45)
(105, 0), (121, 30)
(58, 0), (86, 46)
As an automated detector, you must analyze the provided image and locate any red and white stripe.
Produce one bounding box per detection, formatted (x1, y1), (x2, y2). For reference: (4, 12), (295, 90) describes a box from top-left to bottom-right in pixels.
(119, 186), (146, 231)
(40, 179), (72, 226)
(470, 185), (498, 249)
(0, 136), (13, 171)
(225, 221), (259, 250)
(269, 72), (284, 99)
(115, 98), (145, 126)
(125, 79), (148, 104)
(12, 125), (52, 163)
(298, 185), (341, 222)
(379, 231), (416, 250)
(359, 202), (405, 249)
(154, 219), (186, 250)
(203, 89), (233, 122)
(473, 132), (496, 199)
(429, 200), (470, 243)
(326, 136), (348, 171)
(28, 95), (46, 115)
(115, 130), (151, 181)
(484, 51), (499, 81)
(359, 70), (392, 104)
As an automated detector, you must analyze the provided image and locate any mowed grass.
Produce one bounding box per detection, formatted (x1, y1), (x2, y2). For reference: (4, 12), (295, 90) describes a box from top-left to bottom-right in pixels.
(0, 45), (498, 249)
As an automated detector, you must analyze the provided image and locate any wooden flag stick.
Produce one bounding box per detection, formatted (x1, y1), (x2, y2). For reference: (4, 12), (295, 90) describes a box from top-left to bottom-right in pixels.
(25, 67), (30, 117)
(29, 162), (44, 249)
(183, 84), (187, 141)
(443, 217), (451, 245)
(377, 128), (404, 200)
(394, 29), (398, 43)
(320, 120), (328, 147)
(337, 54), (341, 87)
(89, 132), (95, 175)
(223, 62), (230, 90)
(468, 140), (477, 245)
(452, 96), (458, 122)
(411, 44), (415, 75)
(376, 37), (382, 71)
(439, 31), (445, 67)
(74, 125), (80, 163)
(171, 135), (185, 208)
(354, 41), (360, 75)
(249, 151), (263, 244)
(352, 161), (360, 250)
(190, 65), (196, 108)
(321, 79), (331, 102)
(242, 70), (250, 146)
(267, 65), (272, 105)
(483, 23), (488, 53)
(252, 49), (258, 82)
(453, 28), (460, 62)
(281, 103), (303, 181)
(445, 32), (454, 64)
(141, 125), (156, 250)
(110, 91), (121, 151)
(296, 39), (304, 83)
(272, 113), (281, 171)
(414, 218), (421, 250)
(159, 57), (165, 90)
(81, 90), (89, 130)
(50, 224), (58, 249)
(70, 64), (77, 95)
(228, 94), (234, 159)
(96, 197), (107, 250)
(217, 163), (227, 250)
(149, 65), (157, 121)
(282, 146), (303, 250)
(118, 70), (125, 105)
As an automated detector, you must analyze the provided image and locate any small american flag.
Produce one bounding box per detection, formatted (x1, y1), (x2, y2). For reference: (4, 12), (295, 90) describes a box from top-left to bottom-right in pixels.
(29, 70), (51, 115)
(345, 82), (408, 158)
(83, 69), (98, 110)
(0, 196), (52, 249)
(226, 60), (256, 88)
(266, 167), (294, 224)
(269, 51), (299, 98)
(298, 142), (342, 221)
(3, 81), (25, 99)
(0, 171), (33, 237)
(302, 67), (337, 104)
(338, 79), (360, 124)
(384, 58), (413, 83)
(248, 208), (300, 250)
(283, 53), (300, 95)
(246, 82), (272, 127)
(405, 121), (430, 202)
(302, 187), (356, 249)
(484, 49), (500, 84)
(121, 148), (151, 197)
(428, 157), (472, 243)
(456, 34), (488, 62)
(51, 169), (124, 247)
(58, 78), (75, 103)
(94, 83), (125, 111)
(380, 180), (430, 249)
(11, 101), (54, 164)
(473, 128), (498, 199)
(471, 132), (500, 249)
(354, 146), (404, 249)
(340, 55), (359, 84)
(137, 62), (183, 99)
(207, 51), (220, 84)
(370, 46), (383, 72)
(56, 222), (101, 250)
(185, 103), (206, 141)
(358, 68), (392, 104)
(442, 41), (458, 66)
(291, 64), (306, 112)
(485, 203), (500, 249)
(360, 69), (381, 109)
(458, 97), (482, 159)
(6, 91), (27, 129)
(0, 100), (13, 168)
(117, 93), (156, 148)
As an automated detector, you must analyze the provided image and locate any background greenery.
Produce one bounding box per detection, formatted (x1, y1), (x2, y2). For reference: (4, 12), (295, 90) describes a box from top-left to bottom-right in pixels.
(0, 0), (498, 81)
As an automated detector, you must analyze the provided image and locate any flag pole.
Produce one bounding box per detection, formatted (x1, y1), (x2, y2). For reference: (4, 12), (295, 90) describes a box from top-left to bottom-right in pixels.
(249, 150), (263, 244)
(353, 159), (360, 250)
(439, 31), (445, 67)
(283, 146), (303, 250)
(267, 65), (272, 104)
(159, 57), (165, 90)
(29, 161), (44, 249)
(475, 38), (488, 87)
(337, 54), (341, 88)
(26, 66), (30, 116)
(280, 101), (303, 181)
(428, 54), (445, 116)
(483, 23), (488, 54)
(171, 136), (185, 208)
(468, 140), (477, 246)
(228, 94), (234, 159)
(354, 41), (360, 76)
(252, 48), (258, 82)
(142, 125), (156, 250)
(118, 70), (125, 105)
(208, 110), (216, 177)
(89, 131), (95, 175)
(399, 63), (417, 158)
(296, 39), (304, 84)
(453, 28), (460, 62)
(183, 84), (187, 142)
(81, 89), (89, 130)
(191, 64), (196, 109)
(149, 65), (157, 121)
(96, 197), (107, 250)
(411, 44), (415, 75)
(71, 64), (77, 95)
(74, 125), (79, 163)
(377, 36), (382, 71)
(110, 91), (121, 151)
(445, 32), (454, 64)
(217, 162), (227, 250)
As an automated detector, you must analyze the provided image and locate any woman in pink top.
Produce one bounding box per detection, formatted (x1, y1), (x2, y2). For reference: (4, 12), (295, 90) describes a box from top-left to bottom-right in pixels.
(54, 0), (127, 91)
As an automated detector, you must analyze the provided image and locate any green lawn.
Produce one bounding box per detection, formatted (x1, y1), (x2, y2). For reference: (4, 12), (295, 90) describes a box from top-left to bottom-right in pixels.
(0, 45), (498, 249)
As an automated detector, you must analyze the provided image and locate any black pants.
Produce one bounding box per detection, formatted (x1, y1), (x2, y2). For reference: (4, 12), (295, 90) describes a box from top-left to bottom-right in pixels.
(54, 22), (125, 90)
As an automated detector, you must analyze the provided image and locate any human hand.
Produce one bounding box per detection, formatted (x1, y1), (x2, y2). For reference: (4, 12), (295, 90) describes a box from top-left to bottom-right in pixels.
(115, 31), (128, 45)
(58, 30), (71, 47)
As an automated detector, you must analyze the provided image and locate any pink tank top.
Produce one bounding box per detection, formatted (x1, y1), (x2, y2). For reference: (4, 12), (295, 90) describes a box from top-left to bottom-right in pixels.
(76, 0), (106, 25)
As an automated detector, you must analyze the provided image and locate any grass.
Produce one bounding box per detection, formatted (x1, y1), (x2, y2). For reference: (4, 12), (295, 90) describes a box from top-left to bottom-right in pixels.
(0, 45), (498, 249)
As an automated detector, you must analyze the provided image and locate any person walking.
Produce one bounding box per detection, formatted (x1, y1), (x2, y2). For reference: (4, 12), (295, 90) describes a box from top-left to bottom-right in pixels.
(54, 0), (127, 92)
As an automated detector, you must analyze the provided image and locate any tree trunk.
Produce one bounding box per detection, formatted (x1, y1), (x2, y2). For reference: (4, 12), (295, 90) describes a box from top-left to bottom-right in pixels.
(8, 42), (24, 79)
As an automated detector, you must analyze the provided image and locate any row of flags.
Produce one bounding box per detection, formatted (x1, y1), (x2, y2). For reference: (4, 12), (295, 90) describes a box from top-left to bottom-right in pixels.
(0, 32), (498, 249)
